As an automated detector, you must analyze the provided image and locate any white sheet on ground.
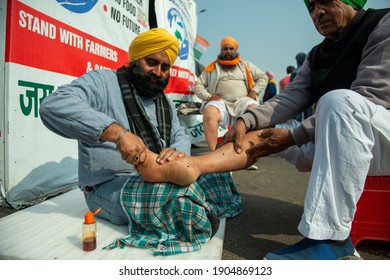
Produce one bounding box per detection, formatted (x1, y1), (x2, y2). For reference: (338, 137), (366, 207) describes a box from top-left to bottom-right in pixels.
(0, 189), (226, 260)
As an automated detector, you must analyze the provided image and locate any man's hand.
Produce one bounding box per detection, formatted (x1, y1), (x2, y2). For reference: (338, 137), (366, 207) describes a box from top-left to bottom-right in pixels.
(116, 131), (148, 165)
(156, 147), (186, 164)
(246, 128), (295, 162)
(248, 90), (257, 100)
(216, 118), (247, 153)
(100, 123), (148, 166)
(207, 94), (221, 102)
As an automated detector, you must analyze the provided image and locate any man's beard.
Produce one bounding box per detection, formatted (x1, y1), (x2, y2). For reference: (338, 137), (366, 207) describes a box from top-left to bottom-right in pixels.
(218, 52), (239, 61)
(128, 62), (169, 99)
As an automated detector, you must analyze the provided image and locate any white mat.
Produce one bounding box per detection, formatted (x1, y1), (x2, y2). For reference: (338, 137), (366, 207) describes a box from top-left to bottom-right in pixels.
(0, 189), (225, 260)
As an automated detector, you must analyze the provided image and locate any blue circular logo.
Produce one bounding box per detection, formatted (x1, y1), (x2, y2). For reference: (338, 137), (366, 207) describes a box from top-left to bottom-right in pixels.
(167, 8), (189, 60)
(56, 0), (98, 14)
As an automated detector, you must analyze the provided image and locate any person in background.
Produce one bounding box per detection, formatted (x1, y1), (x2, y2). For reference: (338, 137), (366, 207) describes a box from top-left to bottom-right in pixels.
(279, 65), (295, 91)
(262, 71), (278, 103)
(290, 52), (307, 82)
(39, 28), (241, 256)
(195, 36), (268, 152)
(290, 52), (313, 121)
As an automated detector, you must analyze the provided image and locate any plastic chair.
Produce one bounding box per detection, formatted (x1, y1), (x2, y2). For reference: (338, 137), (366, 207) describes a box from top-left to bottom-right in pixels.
(351, 176), (390, 246)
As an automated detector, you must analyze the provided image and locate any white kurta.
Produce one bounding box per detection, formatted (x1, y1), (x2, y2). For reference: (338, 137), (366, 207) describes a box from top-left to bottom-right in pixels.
(277, 89), (389, 240)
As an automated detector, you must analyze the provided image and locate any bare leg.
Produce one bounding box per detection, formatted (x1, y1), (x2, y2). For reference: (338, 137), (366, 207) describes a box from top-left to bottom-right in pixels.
(244, 104), (260, 170)
(202, 106), (221, 151)
(136, 129), (264, 186)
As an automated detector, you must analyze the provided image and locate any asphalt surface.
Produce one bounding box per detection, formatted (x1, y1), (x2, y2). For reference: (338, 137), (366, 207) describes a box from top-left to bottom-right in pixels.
(1, 142), (389, 260)
(191, 142), (390, 260)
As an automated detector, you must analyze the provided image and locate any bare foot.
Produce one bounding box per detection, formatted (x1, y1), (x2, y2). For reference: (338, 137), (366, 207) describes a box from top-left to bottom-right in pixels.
(135, 150), (200, 187)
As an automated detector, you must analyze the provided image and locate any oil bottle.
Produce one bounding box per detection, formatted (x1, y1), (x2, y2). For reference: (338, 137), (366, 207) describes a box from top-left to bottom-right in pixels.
(82, 207), (101, 252)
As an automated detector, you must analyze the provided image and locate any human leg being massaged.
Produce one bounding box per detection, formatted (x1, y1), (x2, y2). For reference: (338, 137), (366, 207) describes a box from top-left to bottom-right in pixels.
(135, 129), (265, 186)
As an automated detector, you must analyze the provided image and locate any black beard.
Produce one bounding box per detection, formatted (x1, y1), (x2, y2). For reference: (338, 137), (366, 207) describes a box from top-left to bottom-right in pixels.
(218, 52), (239, 60)
(128, 62), (169, 99)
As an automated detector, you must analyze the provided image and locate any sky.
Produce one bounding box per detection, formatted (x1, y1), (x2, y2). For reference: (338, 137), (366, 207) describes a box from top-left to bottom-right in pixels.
(195, 0), (390, 89)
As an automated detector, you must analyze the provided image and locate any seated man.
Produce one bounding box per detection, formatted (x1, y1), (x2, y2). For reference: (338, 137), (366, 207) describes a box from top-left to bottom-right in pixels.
(195, 36), (268, 152)
(39, 28), (241, 256)
(134, 0), (390, 260)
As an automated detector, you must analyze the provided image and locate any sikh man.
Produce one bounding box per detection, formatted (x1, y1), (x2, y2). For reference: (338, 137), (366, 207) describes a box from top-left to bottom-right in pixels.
(39, 28), (242, 256)
(129, 0), (390, 260)
(219, 0), (390, 259)
(195, 36), (268, 153)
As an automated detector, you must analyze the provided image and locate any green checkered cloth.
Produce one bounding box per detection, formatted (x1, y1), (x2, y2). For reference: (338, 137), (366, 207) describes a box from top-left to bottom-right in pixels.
(103, 172), (241, 256)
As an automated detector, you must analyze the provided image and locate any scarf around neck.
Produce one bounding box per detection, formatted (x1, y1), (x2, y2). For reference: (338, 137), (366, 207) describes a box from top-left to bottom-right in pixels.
(116, 66), (172, 153)
(204, 56), (254, 90)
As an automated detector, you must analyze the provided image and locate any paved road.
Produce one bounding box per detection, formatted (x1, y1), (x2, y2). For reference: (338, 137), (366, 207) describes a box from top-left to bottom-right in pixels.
(192, 143), (390, 260)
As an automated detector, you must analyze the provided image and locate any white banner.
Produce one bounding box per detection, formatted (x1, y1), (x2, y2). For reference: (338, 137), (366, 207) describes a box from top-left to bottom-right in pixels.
(1, 0), (149, 208)
(1, 0), (222, 207)
(154, 0), (227, 144)
(155, 0), (198, 97)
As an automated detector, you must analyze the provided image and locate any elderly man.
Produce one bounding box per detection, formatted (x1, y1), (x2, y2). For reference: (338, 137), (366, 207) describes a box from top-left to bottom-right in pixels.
(39, 28), (241, 256)
(195, 36), (268, 152)
(219, 0), (390, 259)
(131, 1), (390, 260)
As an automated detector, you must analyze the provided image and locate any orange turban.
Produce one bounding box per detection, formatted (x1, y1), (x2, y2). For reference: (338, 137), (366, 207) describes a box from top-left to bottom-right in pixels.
(128, 28), (179, 65)
(220, 36), (238, 50)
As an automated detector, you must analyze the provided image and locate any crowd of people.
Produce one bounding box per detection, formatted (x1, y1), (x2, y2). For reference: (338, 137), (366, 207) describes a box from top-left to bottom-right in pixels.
(39, 0), (389, 260)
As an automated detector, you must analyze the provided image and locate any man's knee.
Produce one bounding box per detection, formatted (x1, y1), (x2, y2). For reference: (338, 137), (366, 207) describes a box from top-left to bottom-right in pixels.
(247, 103), (257, 109)
(203, 106), (221, 122)
(317, 89), (357, 115)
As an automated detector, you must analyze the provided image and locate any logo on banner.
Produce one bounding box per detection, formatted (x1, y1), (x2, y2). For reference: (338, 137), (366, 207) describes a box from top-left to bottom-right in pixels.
(56, 0), (98, 14)
(167, 8), (189, 61)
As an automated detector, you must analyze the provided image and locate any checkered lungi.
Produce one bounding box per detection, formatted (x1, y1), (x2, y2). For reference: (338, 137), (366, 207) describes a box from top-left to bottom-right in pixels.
(103, 172), (241, 256)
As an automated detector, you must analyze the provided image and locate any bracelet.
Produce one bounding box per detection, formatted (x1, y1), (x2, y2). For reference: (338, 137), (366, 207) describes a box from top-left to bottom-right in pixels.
(114, 129), (129, 147)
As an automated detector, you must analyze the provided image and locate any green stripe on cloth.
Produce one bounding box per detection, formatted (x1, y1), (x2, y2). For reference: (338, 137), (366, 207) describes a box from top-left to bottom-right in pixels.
(197, 173), (242, 218)
(194, 34), (210, 61)
(103, 172), (241, 256)
(194, 48), (203, 60)
(303, 0), (367, 11)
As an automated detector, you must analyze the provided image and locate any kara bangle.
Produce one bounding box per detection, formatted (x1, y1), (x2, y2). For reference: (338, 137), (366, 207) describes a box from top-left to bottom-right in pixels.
(114, 129), (129, 147)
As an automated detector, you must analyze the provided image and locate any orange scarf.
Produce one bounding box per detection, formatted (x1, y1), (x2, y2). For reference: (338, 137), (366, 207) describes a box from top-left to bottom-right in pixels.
(204, 56), (253, 90)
